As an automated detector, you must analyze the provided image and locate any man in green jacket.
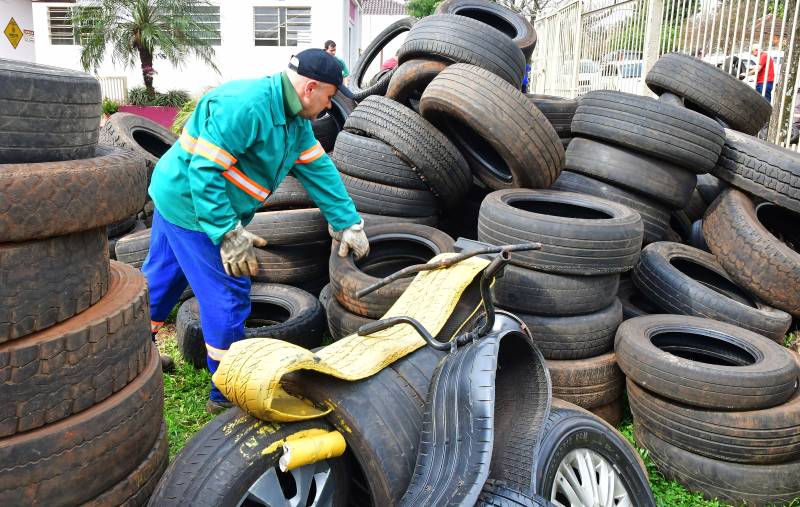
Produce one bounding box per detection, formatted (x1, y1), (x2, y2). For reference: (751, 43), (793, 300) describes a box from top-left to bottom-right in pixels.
(324, 40), (350, 86)
(143, 49), (368, 413)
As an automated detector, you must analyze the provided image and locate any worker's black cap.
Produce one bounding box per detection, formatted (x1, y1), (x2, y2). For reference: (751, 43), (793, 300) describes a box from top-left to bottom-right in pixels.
(289, 48), (353, 99)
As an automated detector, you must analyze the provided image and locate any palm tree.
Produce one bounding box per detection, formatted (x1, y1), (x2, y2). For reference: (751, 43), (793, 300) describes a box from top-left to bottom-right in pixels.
(73, 0), (219, 99)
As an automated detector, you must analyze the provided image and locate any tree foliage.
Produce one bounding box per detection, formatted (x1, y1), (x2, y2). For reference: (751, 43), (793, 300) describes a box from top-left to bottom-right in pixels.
(72, 0), (219, 97)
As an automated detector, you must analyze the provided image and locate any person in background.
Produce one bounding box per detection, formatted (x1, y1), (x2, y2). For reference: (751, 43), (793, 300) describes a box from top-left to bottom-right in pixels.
(324, 40), (350, 86)
(749, 43), (775, 102)
(380, 54), (398, 72)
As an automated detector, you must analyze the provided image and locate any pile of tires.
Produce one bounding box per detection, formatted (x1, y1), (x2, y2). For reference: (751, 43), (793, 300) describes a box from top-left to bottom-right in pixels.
(617, 315), (800, 505)
(477, 188), (643, 425)
(0, 59), (166, 504)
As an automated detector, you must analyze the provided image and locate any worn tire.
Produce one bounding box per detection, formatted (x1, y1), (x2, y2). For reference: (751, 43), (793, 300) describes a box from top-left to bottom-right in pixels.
(253, 241), (329, 285)
(688, 219), (709, 251)
(99, 112), (177, 181)
(632, 241), (792, 340)
(350, 17), (416, 101)
(547, 352), (625, 409)
(0, 228), (109, 343)
(398, 14), (526, 88)
(344, 95), (471, 209)
(435, 0), (537, 60)
(617, 276), (658, 319)
(149, 409), (351, 507)
(478, 189), (643, 274)
(341, 172), (439, 217)
(589, 397), (624, 427)
(385, 58), (449, 108)
(246, 209), (328, 245)
(313, 91), (356, 152)
(552, 171), (671, 245)
(361, 212), (439, 227)
(526, 95), (577, 138)
(0, 145), (148, 242)
(705, 189), (800, 317)
(696, 173), (725, 204)
(320, 284), (375, 340)
(682, 187), (708, 221)
(712, 128), (800, 214)
(491, 264), (619, 316)
(628, 380), (800, 465)
(329, 223), (455, 318)
(263, 175), (314, 210)
(513, 299), (622, 360)
(635, 425), (800, 506)
(332, 131), (427, 189)
(535, 399), (654, 505)
(572, 90), (726, 173)
(476, 480), (551, 506)
(176, 284), (325, 369)
(0, 344), (163, 506)
(565, 137), (696, 209)
(420, 64), (564, 190)
(646, 52), (772, 136)
(0, 60), (101, 163)
(616, 314), (799, 410)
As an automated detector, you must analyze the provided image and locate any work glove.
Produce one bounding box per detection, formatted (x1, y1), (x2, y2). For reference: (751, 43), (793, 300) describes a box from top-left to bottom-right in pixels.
(220, 223), (268, 277)
(329, 219), (370, 259)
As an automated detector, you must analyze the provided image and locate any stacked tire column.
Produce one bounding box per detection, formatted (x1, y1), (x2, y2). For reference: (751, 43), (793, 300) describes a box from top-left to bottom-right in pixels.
(477, 189), (644, 425)
(0, 61), (166, 505)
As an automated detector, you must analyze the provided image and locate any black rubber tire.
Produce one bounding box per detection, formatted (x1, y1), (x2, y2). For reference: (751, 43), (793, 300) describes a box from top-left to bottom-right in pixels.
(635, 424), (800, 506)
(688, 219), (709, 251)
(329, 223), (455, 318)
(0, 261), (150, 436)
(420, 64), (564, 190)
(589, 397), (624, 427)
(385, 58), (449, 108)
(263, 175), (314, 210)
(0, 145), (148, 243)
(526, 94), (577, 138)
(313, 90), (356, 152)
(0, 228), (109, 343)
(476, 480), (552, 506)
(535, 399), (655, 506)
(341, 172), (439, 217)
(477, 189), (644, 275)
(705, 189), (800, 317)
(176, 284), (325, 369)
(398, 14), (526, 88)
(282, 345), (445, 506)
(435, 0), (538, 60)
(491, 264), (619, 316)
(343, 95), (471, 209)
(646, 52), (772, 136)
(547, 352), (625, 409)
(350, 17), (416, 101)
(331, 131), (427, 189)
(0, 59), (101, 163)
(616, 314), (799, 410)
(565, 137), (697, 209)
(320, 284), (376, 340)
(632, 241), (792, 341)
(512, 299), (623, 360)
(246, 209), (328, 246)
(551, 171), (671, 245)
(149, 409), (352, 507)
(670, 209), (693, 241)
(628, 380), (800, 465)
(253, 241), (330, 285)
(99, 112), (177, 182)
(0, 344), (163, 506)
(108, 214), (138, 239)
(572, 90), (726, 173)
(360, 211), (439, 227)
(617, 275), (659, 319)
(712, 128), (800, 214)
(695, 173), (725, 204)
(682, 187), (708, 221)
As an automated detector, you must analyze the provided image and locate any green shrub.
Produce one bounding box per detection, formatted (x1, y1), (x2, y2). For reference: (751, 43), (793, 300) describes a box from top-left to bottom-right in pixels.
(154, 89), (191, 107)
(127, 86), (151, 106)
(172, 98), (197, 134)
(102, 97), (119, 116)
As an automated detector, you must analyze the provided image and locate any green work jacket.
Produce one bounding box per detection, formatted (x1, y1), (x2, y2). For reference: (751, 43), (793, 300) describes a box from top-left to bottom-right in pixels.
(149, 72), (360, 244)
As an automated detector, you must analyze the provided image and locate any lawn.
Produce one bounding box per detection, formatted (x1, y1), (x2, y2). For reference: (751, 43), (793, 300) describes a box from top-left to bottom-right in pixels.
(156, 326), (799, 506)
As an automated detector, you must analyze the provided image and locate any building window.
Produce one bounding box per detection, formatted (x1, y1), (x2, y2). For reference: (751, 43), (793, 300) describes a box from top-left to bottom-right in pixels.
(190, 5), (221, 46)
(254, 7), (311, 47)
(48, 7), (78, 45)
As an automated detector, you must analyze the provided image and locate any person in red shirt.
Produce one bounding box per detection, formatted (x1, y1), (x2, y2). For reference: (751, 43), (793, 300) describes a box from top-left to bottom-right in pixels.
(749, 44), (775, 102)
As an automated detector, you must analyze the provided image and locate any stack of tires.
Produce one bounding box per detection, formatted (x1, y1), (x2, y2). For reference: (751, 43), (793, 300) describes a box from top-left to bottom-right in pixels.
(0, 60), (166, 505)
(617, 315), (800, 505)
(476, 188), (644, 424)
(322, 224), (456, 340)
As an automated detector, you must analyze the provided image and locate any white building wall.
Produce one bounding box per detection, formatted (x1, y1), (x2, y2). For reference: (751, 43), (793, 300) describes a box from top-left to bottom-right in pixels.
(1, 0), (35, 62)
(31, 0), (361, 96)
(359, 13), (406, 80)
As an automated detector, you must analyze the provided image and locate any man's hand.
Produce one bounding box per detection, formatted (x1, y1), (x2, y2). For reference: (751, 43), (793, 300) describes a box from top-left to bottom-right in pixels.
(329, 219), (369, 259)
(220, 223), (268, 277)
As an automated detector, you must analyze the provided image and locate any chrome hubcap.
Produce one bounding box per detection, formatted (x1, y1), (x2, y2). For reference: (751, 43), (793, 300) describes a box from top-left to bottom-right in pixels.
(550, 449), (631, 507)
(237, 460), (334, 507)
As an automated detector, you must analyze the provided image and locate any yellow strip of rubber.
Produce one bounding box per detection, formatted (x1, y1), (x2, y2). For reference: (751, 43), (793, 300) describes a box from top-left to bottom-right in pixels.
(213, 253), (490, 422)
(279, 430), (347, 471)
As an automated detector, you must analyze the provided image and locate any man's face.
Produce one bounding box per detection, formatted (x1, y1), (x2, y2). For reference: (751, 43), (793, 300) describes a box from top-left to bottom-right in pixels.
(326, 45), (336, 56)
(298, 80), (337, 119)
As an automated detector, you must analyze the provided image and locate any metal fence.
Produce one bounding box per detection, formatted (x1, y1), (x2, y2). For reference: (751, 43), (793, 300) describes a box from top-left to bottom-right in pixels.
(530, 0), (799, 150)
(97, 75), (128, 103)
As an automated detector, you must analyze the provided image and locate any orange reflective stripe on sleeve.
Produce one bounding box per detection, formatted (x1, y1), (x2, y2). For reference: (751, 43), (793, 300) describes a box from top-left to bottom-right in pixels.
(295, 142), (324, 164)
(206, 343), (228, 362)
(222, 166), (271, 201)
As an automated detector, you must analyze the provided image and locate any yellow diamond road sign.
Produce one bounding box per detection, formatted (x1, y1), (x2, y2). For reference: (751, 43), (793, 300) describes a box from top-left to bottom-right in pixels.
(5, 17), (22, 49)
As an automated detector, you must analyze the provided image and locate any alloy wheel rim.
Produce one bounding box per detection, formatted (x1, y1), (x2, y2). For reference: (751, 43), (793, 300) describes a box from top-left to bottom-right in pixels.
(237, 460), (334, 507)
(550, 448), (631, 507)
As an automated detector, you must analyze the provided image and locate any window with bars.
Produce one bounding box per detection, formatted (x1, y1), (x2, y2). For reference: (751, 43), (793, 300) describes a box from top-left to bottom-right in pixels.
(189, 5), (221, 46)
(48, 7), (78, 45)
(254, 7), (311, 47)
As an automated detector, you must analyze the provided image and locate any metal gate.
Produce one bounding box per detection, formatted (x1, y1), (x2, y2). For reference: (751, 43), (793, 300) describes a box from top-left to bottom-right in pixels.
(531, 0), (800, 150)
